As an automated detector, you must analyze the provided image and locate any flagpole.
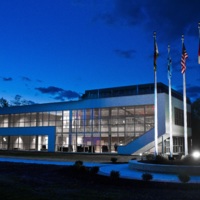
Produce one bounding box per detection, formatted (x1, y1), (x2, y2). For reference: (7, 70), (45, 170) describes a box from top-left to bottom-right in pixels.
(153, 32), (158, 156)
(168, 45), (173, 158)
(181, 35), (188, 156)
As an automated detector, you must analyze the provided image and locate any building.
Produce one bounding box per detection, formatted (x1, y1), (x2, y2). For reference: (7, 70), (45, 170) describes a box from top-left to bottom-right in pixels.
(0, 83), (191, 155)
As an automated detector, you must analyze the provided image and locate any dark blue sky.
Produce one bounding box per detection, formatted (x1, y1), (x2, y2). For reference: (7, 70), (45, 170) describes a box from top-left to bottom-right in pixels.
(0, 0), (200, 104)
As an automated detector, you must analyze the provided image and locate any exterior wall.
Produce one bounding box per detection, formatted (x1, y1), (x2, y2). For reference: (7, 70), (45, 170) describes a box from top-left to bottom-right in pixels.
(0, 85), (191, 154)
(165, 93), (191, 137)
(0, 94), (155, 153)
(0, 93), (155, 114)
(157, 93), (167, 138)
(118, 93), (192, 155)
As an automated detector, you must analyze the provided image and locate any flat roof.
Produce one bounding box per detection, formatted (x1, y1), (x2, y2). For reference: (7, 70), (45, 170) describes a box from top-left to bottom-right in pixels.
(81, 82), (189, 103)
(0, 82), (190, 114)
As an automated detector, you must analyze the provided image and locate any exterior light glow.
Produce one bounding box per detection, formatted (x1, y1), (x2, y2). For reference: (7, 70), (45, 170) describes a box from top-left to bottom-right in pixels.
(192, 151), (200, 159)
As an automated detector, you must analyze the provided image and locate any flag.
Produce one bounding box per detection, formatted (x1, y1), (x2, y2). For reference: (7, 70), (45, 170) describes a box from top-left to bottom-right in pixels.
(198, 22), (200, 64)
(198, 39), (200, 64)
(168, 45), (172, 78)
(154, 33), (159, 71)
(181, 42), (188, 74)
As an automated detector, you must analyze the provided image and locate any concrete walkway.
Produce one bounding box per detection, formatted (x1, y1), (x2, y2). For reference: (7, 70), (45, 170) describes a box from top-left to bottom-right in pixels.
(0, 156), (200, 184)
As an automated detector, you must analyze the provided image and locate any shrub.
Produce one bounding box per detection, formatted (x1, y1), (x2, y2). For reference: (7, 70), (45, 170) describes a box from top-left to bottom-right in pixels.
(111, 157), (118, 163)
(78, 165), (88, 173)
(74, 160), (83, 168)
(155, 155), (168, 163)
(73, 160), (88, 173)
(110, 170), (120, 180)
(178, 173), (190, 183)
(142, 173), (153, 181)
(145, 154), (155, 161)
(90, 166), (99, 175)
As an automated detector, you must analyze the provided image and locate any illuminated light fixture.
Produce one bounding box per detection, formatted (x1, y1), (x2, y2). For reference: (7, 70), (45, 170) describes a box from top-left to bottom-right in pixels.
(192, 151), (200, 159)
(3, 137), (6, 142)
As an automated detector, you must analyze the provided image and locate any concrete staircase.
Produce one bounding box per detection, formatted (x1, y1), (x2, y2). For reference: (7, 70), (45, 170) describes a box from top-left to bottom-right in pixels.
(117, 128), (168, 155)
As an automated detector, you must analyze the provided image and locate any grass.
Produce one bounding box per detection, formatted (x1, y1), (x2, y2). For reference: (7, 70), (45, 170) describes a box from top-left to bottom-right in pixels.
(0, 150), (133, 163)
(0, 162), (200, 200)
(0, 161), (200, 200)
(0, 151), (200, 199)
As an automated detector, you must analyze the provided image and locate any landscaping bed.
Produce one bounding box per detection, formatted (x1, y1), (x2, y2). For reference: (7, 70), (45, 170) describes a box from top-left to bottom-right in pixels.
(129, 159), (200, 175)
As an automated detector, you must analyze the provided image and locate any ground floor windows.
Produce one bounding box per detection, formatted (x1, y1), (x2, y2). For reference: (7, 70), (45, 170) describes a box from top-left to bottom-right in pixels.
(0, 135), (48, 151)
(164, 137), (184, 154)
(55, 133), (125, 153)
(173, 137), (184, 153)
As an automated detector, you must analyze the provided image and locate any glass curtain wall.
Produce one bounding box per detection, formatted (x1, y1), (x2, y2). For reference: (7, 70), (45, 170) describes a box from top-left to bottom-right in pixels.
(0, 105), (155, 153)
(63, 105), (154, 153)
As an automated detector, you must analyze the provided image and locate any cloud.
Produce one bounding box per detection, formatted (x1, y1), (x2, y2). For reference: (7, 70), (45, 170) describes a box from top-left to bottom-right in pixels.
(54, 90), (81, 101)
(36, 86), (64, 95)
(176, 85), (200, 102)
(22, 76), (31, 81)
(186, 85), (200, 102)
(2, 77), (13, 81)
(114, 49), (135, 59)
(35, 86), (80, 101)
(97, 0), (200, 39)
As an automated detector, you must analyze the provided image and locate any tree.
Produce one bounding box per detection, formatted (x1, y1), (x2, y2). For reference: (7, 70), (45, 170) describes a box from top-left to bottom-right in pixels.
(191, 98), (200, 149)
(11, 95), (35, 106)
(191, 98), (200, 120)
(0, 97), (9, 108)
(11, 95), (22, 106)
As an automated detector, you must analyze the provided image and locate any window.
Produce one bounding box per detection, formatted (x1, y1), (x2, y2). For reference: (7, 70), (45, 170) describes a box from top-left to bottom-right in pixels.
(174, 107), (191, 127)
(174, 108), (183, 126)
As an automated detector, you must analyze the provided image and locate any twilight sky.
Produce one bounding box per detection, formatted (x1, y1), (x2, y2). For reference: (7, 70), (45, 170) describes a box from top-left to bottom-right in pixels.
(0, 0), (200, 104)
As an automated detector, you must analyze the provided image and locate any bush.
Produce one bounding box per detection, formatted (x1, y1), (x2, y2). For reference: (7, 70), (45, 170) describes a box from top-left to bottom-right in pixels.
(74, 160), (83, 167)
(155, 155), (168, 163)
(178, 173), (190, 183)
(142, 173), (153, 181)
(90, 166), (99, 175)
(110, 170), (120, 180)
(111, 157), (118, 163)
(73, 160), (88, 174)
(145, 154), (155, 161)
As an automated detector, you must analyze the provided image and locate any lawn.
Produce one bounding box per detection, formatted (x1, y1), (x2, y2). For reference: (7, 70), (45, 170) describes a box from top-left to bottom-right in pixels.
(0, 161), (200, 200)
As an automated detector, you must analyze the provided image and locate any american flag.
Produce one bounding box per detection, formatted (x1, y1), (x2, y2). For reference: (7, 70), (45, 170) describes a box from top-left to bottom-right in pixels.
(181, 43), (188, 74)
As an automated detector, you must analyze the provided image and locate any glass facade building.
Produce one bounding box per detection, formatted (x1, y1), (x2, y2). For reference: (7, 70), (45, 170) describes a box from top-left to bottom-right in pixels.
(0, 83), (192, 155)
